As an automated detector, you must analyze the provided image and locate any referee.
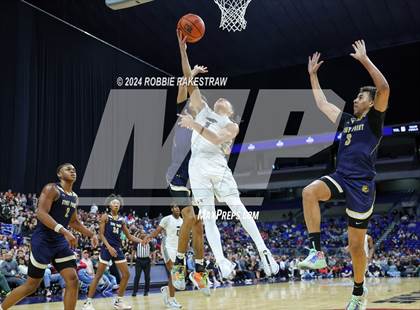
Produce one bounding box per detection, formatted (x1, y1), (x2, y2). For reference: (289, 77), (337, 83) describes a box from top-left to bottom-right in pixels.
(131, 231), (155, 297)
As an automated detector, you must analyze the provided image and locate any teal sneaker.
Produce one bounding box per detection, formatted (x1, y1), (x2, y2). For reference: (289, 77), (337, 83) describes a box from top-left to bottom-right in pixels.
(297, 249), (327, 270)
(171, 263), (186, 290)
(345, 286), (368, 310)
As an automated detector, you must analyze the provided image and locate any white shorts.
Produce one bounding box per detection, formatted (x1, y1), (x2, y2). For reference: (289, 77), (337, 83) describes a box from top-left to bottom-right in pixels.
(162, 246), (177, 264)
(189, 158), (239, 204)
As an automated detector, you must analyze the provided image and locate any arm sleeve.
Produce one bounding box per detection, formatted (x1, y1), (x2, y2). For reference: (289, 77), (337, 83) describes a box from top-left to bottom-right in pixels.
(367, 107), (386, 138)
(336, 112), (353, 131)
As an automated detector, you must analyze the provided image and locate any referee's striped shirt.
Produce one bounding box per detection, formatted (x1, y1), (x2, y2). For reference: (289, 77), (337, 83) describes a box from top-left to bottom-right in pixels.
(136, 242), (154, 258)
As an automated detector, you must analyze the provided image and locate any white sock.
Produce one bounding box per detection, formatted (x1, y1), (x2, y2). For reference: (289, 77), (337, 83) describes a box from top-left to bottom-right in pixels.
(195, 259), (204, 265)
(224, 196), (268, 253)
(168, 297), (175, 302)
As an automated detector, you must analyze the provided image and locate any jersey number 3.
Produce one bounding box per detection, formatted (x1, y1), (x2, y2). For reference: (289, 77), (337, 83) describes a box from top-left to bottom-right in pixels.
(344, 133), (352, 146)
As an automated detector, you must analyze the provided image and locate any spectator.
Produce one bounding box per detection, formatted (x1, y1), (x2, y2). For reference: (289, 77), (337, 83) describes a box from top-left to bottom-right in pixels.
(0, 252), (25, 288)
(43, 265), (65, 298)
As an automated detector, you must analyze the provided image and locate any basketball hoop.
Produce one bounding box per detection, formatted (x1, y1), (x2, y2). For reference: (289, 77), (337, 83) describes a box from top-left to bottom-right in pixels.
(213, 0), (252, 32)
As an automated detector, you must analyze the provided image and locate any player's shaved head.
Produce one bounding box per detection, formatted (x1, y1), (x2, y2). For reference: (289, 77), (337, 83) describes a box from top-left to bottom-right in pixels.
(56, 163), (73, 174)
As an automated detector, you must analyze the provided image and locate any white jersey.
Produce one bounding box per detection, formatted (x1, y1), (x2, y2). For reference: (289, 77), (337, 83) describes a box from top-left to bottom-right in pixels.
(159, 215), (183, 249)
(190, 104), (233, 165)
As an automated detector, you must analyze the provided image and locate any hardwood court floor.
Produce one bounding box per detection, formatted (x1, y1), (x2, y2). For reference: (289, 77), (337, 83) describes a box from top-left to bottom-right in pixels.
(12, 278), (419, 309)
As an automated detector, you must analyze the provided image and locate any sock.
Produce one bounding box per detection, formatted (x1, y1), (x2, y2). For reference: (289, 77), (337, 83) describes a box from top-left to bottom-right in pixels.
(168, 297), (174, 302)
(85, 298), (92, 304)
(352, 281), (364, 296)
(308, 232), (321, 251)
(176, 252), (185, 260)
(195, 258), (204, 265)
(224, 196), (268, 252)
(175, 253), (185, 265)
(196, 261), (205, 272)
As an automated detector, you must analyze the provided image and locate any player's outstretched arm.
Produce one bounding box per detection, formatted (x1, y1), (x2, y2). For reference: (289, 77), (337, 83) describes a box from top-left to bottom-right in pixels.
(68, 210), (98, 248)
(178, 113), (239, 145)
(37, 183), (77, 248)
(177, 65), (208, 105)
(122, 222), (142, 244)
(308, 52), (342, 123)
(177, 29), (205, 114)
(350, 40), (390, 112)
(144, 225), (164, 244)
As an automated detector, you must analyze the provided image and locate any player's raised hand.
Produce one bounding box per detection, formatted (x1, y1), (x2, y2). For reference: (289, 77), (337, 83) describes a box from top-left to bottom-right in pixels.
(191, 65), (208, 78)
(308, 52), (324, 75)
(63, 229), (77, 249)
(108, 246), (117, 257)
(91, 234), (99, 248)
(177, 112), (194, 129)
(177, 29), (187, 52)
(350, 40), (368, 61)
(141, 237), (151, 245)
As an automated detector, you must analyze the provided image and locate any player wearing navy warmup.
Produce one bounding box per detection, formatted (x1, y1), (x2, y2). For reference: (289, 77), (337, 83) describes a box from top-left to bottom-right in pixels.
(0, 163), (99, 310)
(298, 40), (390, 310)
(82, 195), (142, 310)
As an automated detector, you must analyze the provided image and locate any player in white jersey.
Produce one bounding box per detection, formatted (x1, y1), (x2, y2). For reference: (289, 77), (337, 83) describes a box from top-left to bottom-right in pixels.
(176, 33), (279, 280)
(144, 205), (184, 309)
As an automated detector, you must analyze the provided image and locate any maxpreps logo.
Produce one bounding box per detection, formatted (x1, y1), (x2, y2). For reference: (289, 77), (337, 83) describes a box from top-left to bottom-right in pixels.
(78, 89), (345, 206)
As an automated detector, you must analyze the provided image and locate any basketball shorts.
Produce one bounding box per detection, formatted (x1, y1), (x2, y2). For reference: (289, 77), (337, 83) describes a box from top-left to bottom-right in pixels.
(99, 245), (126, 265)
(29, 237), (76, 278)
(189, 159), (240, 206)
(162, 246), (177, 264)
(319, 172), (375, 229)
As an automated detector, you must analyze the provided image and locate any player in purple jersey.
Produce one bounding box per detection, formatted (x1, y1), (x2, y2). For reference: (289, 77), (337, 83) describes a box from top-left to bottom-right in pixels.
(298, 40), (390, 310)
(82, 194), (142, 310)
(169, 30), (210, 294)
(1, 163), (99, 310)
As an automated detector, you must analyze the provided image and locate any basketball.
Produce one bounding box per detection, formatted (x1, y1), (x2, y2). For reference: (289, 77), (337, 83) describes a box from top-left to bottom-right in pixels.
(177, 13), (205, 43)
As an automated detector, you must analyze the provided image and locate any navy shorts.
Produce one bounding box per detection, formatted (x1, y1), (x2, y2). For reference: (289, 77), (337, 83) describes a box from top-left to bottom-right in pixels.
(99, 246), (126, 265)
(29, 236), (76, 278)
(320, 172), (375, 228)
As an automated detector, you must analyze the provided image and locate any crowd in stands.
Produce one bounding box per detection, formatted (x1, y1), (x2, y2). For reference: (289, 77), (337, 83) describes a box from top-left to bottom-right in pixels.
(0, 190), (418, 301)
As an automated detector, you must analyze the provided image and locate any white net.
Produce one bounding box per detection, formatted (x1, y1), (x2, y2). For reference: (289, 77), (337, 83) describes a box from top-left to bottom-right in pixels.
(213, 0), (252, 32)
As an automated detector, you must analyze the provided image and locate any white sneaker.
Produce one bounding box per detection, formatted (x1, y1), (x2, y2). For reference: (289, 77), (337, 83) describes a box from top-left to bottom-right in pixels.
(167, 298), (182, 309)
(161, 286), (169, 306)
(217, 258), (236, 279)
(213, 280), (221, 288)
(297, 249), (327, 270)
(113, 298), (132, 310)
(345, 286), (368, 310)
(81, 300), (95, 310)
(259, 249), (279, 276)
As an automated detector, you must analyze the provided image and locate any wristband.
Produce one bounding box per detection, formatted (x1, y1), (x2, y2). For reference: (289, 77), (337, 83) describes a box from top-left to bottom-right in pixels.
(54, 224), (64, 233)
